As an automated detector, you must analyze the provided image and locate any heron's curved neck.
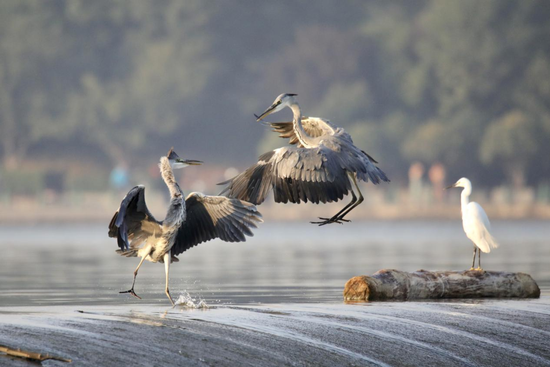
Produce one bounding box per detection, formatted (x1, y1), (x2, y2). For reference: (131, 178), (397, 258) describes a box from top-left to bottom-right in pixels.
(290, 102), (315, 147)
(460, 184), (472, 212)
(160, 157), (183, 199)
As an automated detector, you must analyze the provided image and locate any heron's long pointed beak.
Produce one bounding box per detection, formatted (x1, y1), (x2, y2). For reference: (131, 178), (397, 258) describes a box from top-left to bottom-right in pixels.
(177, 159), (202, 166)
(256, 104), (278, 121)
(445, 183), (456, 190)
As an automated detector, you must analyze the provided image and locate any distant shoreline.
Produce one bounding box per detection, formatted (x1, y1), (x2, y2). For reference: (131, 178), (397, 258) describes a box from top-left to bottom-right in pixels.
(1, 199), (549, 224)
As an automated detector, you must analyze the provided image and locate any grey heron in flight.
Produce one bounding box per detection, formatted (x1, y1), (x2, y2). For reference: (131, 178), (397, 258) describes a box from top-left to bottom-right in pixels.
(446, 177), (498, 270)
(108, 148), (262, 305)
(220, 93), (389, 225)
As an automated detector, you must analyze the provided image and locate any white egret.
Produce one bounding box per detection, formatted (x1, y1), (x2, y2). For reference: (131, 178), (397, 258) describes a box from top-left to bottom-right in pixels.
(446, 177), (499, 270)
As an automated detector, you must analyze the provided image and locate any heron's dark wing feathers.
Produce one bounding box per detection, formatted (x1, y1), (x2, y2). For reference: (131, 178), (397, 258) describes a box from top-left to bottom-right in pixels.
(219, 133), (389, 205)
(219, 145), (351, 205)
(172, 193), (262, 256)
(108, 185), (162, 251)
(218, 150), (276, 205)
(268, 117), (335, 147)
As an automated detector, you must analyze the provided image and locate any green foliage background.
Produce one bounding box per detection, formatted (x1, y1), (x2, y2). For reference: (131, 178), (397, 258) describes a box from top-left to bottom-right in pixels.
(1, 0), (549, 187)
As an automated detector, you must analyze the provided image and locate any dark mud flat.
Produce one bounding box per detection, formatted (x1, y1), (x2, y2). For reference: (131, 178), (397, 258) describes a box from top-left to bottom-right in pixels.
(1, 298), (550, 367)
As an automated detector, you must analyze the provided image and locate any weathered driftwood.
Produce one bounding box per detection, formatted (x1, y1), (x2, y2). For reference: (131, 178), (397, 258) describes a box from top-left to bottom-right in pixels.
(344, 269), (540, 301)
(0, 344), (71, 363)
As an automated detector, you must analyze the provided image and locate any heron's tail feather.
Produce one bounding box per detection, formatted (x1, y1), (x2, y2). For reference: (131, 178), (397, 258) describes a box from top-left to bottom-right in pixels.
(116, 249), (138, 257)
(360, 161), (390, 185)
(357, 151), (390, 185)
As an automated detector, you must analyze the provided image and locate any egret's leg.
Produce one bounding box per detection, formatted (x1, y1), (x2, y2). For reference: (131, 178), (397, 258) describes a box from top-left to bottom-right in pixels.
(120, 255), (148, 299)
(477, 250), (483, 271)
(470, 246), (477, 270)
(164, 252), (175, 307)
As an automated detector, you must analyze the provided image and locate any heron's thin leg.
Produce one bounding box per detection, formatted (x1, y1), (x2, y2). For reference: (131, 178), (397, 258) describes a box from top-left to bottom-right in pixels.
(164, 252), (175, 307)
(120, 254), (148, 299)
(311, 191), (356, 225)
(312, 173), (362, 226)
(331, 191), (357, 221)
(333, 173), (364, 222)
(470, 246), (477, 270)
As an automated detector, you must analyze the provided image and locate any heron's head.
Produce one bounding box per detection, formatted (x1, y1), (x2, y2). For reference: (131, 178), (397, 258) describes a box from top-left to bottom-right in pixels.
(446, 177), (471, 189)
(255, 93), (298, 121)
(166, 148), (202, 169)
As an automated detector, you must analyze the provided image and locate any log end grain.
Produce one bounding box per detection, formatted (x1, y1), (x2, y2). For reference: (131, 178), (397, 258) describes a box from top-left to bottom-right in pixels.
(343, 276), (370, 301)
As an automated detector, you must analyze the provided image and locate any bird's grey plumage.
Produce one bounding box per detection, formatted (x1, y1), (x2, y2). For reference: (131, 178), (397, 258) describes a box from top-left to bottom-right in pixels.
(173, 193), (262, 255)
(267, 117), (336, 146)
(108, 185), (162, 256)
(108, 148), (262, 304)
(220, 94), (389, 225)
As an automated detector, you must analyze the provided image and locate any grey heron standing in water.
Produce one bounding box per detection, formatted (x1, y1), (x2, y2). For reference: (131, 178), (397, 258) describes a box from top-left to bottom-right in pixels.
(446, 177), (498, 270)
(108, 148), (262, 305)
(220, 93), (389, 225)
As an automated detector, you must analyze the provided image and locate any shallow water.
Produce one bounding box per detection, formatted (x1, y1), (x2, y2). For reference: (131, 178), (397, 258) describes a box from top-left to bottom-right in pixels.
(1, 220), (549, 366)
(1, 220), (548, 306)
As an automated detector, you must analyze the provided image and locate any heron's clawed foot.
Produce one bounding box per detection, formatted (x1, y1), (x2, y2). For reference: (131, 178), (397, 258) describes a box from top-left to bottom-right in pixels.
(474, 267), (484, 272)
(120, 288), (142, 299)
(311, 217), (351, 226)
(166, 290), (175, 307)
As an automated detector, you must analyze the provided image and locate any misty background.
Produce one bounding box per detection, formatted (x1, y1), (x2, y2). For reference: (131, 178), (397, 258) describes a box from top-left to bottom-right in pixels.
(1, 0), (550, 220)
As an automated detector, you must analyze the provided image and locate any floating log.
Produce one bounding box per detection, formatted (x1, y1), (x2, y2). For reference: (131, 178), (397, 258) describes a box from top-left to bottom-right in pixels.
(343, 269), (541, 301)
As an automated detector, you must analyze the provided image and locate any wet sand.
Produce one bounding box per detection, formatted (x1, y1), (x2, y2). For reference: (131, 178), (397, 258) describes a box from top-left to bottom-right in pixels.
(2, 298), (550, 366)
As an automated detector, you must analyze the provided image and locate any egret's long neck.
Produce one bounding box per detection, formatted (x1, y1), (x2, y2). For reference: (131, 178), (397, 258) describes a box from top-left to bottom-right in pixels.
(160, 157), (183, 199)
(460, 184), (472, 214)
(290, 102), (315, 147)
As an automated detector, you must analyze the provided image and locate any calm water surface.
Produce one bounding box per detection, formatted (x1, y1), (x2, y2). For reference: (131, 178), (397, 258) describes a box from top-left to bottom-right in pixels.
(1, 220), (548, 307)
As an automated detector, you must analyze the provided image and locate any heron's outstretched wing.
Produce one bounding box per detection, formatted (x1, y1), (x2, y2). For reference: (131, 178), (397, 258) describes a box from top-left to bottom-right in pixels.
(219, 136), (388, 205)
(268, 117), (336, 147)
(108, 185), (162, 252)
(171, 193), (263, 256)
(463, 202), (499, 253)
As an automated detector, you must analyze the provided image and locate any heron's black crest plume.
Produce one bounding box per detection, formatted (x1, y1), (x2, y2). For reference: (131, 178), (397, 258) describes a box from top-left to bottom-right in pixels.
(167, 147), (179, 160)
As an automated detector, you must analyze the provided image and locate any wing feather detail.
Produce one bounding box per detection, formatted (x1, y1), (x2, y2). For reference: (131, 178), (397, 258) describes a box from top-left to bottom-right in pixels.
(220, 132), (389, 205)
(108, 185), (162, 253)
(268, 117), (336, 147)
(171, 193), (263, 256)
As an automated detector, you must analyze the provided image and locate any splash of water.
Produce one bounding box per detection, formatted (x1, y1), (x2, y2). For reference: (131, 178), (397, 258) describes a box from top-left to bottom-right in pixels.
(174, 291), (209, 309)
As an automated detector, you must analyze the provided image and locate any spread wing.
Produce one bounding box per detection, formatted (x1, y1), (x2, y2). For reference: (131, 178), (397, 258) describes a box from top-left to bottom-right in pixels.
(219, 146), (349, 205)
(108, 185), (162, 252)
(267, 117), (336, 147)
(220, 131), (389, 205)
(171, 193), (263, 256)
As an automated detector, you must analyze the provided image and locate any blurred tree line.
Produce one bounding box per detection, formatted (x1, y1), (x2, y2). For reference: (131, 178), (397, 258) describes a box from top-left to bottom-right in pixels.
(1, 0), (549, 191)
